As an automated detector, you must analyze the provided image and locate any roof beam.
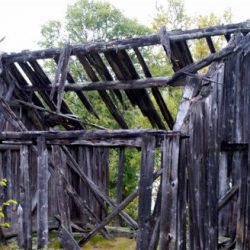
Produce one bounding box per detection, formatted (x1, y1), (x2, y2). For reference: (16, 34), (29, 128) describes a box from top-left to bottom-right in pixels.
(3, 21), (250, 64)
(23, 34), (241, 93)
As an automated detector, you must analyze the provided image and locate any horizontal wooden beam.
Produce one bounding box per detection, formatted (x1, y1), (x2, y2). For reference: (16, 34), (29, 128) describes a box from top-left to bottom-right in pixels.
(23, 76), (174, 91)
(0, 129), (184, 141)
(21, 37), (239, 93)
(3, 21), (250, 64)
(48, 138), (142, 148)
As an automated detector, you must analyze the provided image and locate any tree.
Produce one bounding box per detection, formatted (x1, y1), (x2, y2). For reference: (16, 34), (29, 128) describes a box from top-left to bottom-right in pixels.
(39, 0), (150, 48)
(152, 0), (191, 31)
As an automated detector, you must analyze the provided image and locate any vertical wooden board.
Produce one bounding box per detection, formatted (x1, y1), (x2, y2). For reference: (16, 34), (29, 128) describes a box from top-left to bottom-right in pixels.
(37, 137), (49, 249)
(159, 135), (180, 250)
(245, 149), (250, 249)
(137, 136), (155, 250)
(245, 53), (250, 249)
(235, 151), (248, 249)
(234, 53), (244, 143)
(188, 104), (203, 250)
(218, 152), (231, 236)
(223, 55), (237, 142)
(177, 139), (186, 250)
(18, 145), (32, 250)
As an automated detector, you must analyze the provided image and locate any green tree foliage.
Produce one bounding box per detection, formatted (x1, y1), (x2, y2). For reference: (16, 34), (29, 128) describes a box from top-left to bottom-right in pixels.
(192, 11), (232, 60)
(152, 0), (191, 30)
(39, 0), (150, 47)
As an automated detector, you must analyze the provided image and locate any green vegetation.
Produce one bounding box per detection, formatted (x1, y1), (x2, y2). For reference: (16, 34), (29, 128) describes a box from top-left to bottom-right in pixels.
(0, 234), (136, 250)
(0, 179), (17, 228)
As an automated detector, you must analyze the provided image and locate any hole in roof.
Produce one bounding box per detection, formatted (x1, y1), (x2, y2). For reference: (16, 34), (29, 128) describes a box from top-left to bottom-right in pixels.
(140, 45), (173, 77)
(125, 49), (144, 79)
(37, 59), (57, 83)
(14, 63), (33, 86)
(68, 56), (91, 82)
(211, 35), (228, 51)
(98, 53), (116, 80)
(189, 38), (210, 62)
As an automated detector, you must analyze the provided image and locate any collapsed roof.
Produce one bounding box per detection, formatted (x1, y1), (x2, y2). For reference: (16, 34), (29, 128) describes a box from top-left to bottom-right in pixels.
(1, 21), (250, 132)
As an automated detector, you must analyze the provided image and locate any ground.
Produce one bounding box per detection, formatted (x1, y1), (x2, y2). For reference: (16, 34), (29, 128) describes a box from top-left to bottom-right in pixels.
(0, 234), (136, 250)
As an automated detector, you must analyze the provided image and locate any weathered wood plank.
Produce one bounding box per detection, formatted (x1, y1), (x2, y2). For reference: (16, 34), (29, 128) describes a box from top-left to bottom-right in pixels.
(4, 21), (250, 63)
(18, 145), (32, 250)
(137, 136), (155, 250)
(206, 37), (216, 53)
(50, 44), (72, 113)
(159, 135), (180, 250)
(235, 151), (248, 249)
(159, 26), (172, 64)
(37, 137), (49, 249)
(58, 225), (80, 250)
(0, 129), (183, 141)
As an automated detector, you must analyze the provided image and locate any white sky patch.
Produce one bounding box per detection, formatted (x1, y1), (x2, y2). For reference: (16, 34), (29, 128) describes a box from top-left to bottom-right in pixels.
(0, 0), (249, 53)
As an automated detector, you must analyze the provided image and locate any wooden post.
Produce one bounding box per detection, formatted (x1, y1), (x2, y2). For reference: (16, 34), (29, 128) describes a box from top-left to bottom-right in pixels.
(235, 150), (248, 249)
(159, 135), (181, 250)
(18, 145), (32, 250)
(136, 136), (155, 250)
(116, 147), (125, 226)
(37, 137), (49, 249)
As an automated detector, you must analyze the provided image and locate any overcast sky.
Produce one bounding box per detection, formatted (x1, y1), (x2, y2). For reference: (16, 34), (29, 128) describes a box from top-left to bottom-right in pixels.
(0, 0), (249, 53)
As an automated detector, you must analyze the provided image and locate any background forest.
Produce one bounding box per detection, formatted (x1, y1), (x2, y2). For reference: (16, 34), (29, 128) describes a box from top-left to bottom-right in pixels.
(38, 0), (232, 219)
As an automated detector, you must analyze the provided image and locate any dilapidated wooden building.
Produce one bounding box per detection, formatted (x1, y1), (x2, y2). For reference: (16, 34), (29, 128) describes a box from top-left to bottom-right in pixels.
(0, 21), (250, 249)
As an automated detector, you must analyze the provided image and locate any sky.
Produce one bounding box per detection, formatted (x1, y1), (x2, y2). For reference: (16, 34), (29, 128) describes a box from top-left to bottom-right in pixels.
(0, 0), (249, 53)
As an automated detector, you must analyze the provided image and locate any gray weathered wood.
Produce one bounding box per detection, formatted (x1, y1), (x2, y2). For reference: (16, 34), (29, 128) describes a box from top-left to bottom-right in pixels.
(37, 137), (49, 249)
(159, 135), (180, 250)
(18, 145), (32, 250)
(4, 21), (250, 63)
(137, 136), (156, 250)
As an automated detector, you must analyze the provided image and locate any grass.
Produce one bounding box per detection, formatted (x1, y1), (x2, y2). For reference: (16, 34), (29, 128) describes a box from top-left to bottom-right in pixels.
(84, 235), (136, 250)
(0, 234), (136, 250)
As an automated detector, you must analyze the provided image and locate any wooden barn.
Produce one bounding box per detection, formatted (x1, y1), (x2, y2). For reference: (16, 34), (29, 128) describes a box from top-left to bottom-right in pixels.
(0, 21), (250, 249)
